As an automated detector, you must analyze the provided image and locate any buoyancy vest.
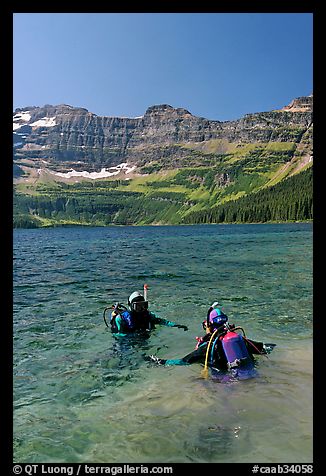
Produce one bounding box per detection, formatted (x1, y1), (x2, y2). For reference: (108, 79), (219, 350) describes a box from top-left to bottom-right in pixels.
(111, 309), (153, 333)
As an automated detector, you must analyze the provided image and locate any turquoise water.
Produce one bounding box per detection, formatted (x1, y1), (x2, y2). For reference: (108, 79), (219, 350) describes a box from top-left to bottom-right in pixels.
(13, 223), (313, 463)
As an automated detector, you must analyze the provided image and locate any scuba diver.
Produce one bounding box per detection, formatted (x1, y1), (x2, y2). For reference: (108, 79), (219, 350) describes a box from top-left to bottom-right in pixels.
(148, 301), (276, 380)
(103, 285), (188, 337)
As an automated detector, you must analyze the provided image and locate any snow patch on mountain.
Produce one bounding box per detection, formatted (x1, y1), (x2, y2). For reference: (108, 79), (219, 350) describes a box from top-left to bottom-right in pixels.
(13, 111), (31, 122)
(30, 117), (57, 128)
(51, 163), (136, 180)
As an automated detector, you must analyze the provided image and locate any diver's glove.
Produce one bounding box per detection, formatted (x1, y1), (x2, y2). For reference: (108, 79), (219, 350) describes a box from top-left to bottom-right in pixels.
(148, 355), (167, 365)
(263, 343), (276, 354)
(173, 324), (188, 331)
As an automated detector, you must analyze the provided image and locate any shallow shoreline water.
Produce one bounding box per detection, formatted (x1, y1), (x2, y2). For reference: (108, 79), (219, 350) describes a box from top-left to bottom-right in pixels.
(13, 223), (313, 463)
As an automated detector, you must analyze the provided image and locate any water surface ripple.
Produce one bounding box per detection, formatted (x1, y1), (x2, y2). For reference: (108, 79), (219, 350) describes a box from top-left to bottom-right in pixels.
(13, 223), (313, 463)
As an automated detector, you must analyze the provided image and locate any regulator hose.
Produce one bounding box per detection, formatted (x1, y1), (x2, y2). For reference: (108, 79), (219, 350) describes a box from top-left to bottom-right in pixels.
(242, 335), (269, 357)
(210, 336), (220, 366)
(227, 324), (266, 356)
(103, 307), (112, 328)
(103, 303), (128, 328)
(202, 329), (219, 377)
(231, 325), (246, 337)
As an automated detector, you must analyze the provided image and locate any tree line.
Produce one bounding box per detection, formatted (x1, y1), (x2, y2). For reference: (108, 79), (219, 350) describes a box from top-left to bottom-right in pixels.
(13, 167), (312, 227)
(182, 167), (312, 224)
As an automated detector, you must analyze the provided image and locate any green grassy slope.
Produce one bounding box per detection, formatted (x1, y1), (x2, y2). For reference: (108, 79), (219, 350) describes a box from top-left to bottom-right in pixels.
(13, 141), (313, 227)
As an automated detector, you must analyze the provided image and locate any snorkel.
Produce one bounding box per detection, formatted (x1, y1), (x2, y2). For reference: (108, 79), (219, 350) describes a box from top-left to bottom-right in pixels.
(144, 283), (148, 302)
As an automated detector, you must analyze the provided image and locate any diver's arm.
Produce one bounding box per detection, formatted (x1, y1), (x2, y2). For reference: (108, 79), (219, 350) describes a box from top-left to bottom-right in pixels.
(111, 315), (128, 336)
(244, 338), (276, 355)
(149, 342), (208, 366)
(150, 312), (188, 330)
(177, 342), (208, 363)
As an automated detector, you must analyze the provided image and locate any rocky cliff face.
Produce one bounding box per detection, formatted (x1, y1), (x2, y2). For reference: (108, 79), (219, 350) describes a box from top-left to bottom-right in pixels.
(279, 95), (313, 112)
(13, 96), (313, 175)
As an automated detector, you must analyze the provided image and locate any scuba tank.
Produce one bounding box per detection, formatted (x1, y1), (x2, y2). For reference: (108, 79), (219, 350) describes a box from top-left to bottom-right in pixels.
(221, 330), (251, 369)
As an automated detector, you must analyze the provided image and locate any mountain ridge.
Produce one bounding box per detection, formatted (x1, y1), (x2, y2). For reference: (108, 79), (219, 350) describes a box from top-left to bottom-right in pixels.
(13, 95), (313, 228)
(13, 94), (313, 177)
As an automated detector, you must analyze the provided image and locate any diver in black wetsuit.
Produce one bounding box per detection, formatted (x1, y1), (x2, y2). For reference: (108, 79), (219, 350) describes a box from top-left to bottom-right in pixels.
(148, 302), (275, 376)
(104, 289), (188, 337)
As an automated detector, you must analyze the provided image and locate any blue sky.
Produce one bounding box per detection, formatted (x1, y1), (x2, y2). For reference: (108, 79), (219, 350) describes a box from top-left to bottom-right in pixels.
(13, 13), (313, 121)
